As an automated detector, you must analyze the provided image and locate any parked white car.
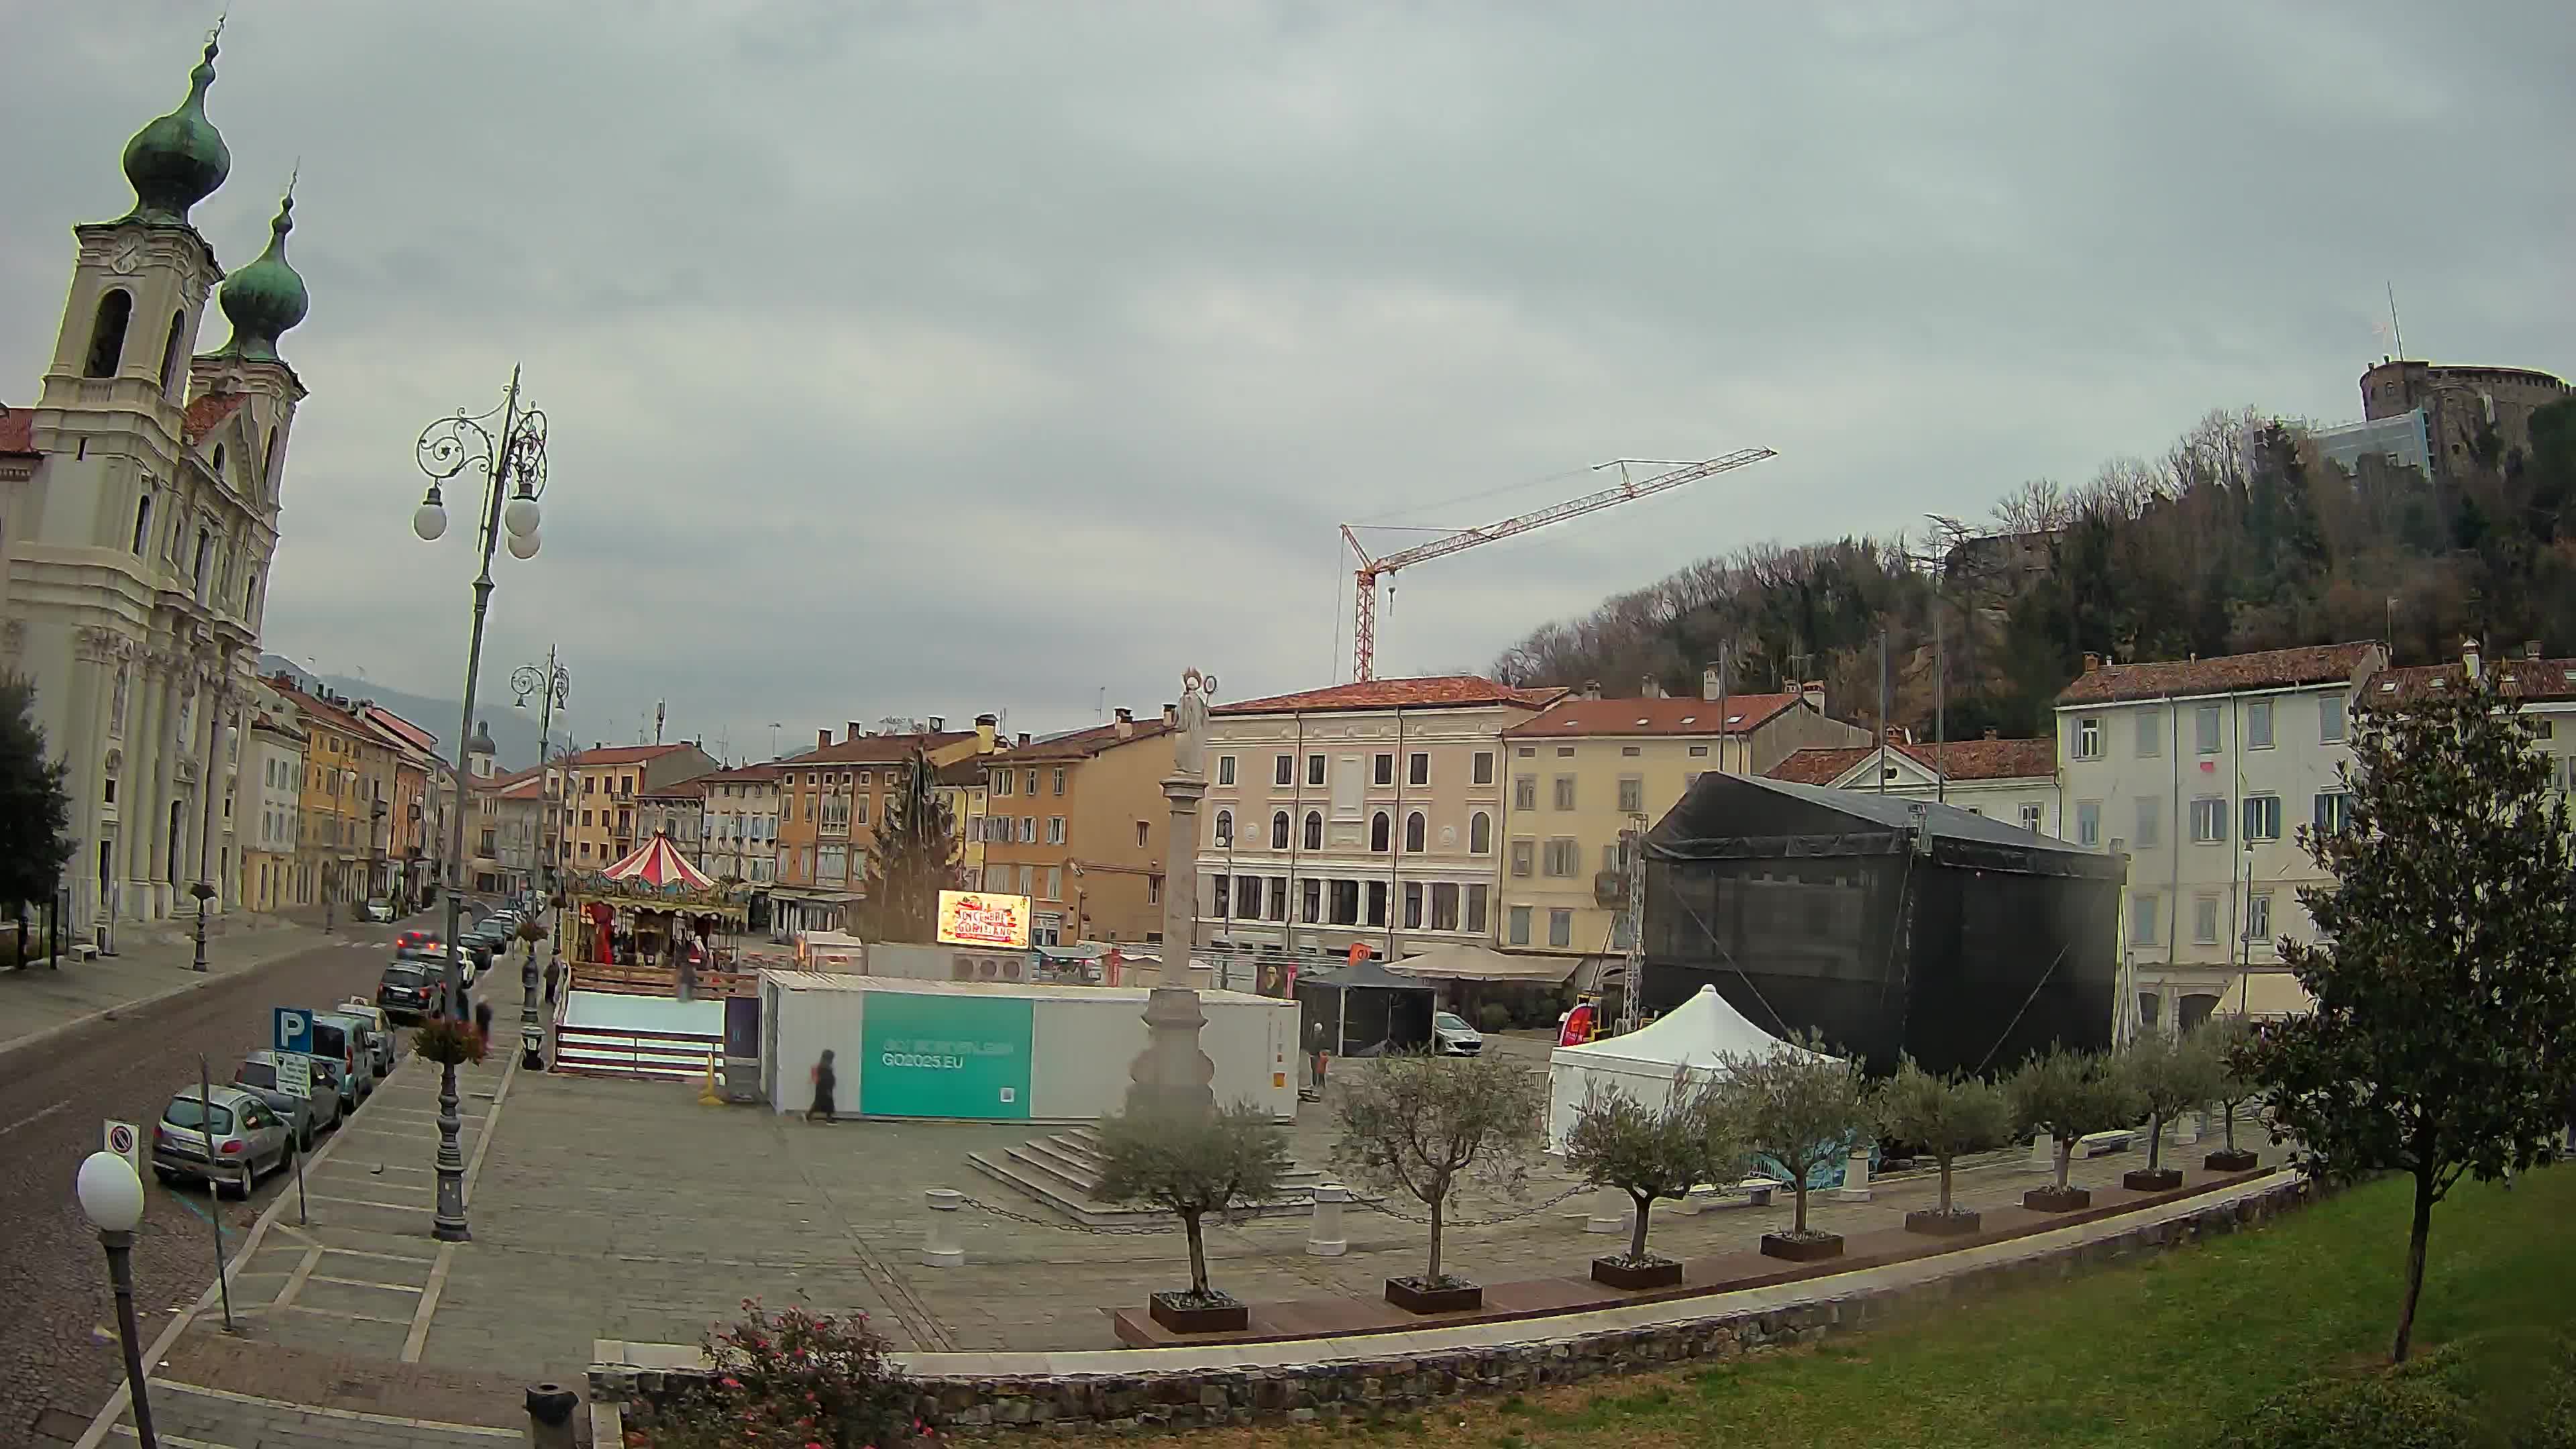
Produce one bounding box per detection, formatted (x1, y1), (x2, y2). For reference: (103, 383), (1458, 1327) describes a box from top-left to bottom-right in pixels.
(1432, 1010), (1485, 1057)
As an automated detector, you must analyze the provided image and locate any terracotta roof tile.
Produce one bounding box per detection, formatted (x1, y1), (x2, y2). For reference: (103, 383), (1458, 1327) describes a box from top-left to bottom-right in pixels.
(639, 778), (709, 799)
(999, 719), (1172, 761)
(694, 763), (784, 784)
(568, 743), (692, 767)
(786, 731), (975, 766)
(1767, 736), (2057, 786)
(0, 405), (34, 455)
(182, 392), (248, 445)
(1216, 676), (1566, 716)
(1502, 693), (1805, 739)
(2371, 657), (2576, 705)
(2055, 643), (2381, 706)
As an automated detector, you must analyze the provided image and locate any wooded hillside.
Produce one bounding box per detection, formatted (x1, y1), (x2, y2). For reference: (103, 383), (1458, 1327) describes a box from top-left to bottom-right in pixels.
(1491, 398), (2576, 741)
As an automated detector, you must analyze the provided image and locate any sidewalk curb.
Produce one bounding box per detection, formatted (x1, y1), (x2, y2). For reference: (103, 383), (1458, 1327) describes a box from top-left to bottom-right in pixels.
(69, 1046), (470, 1449)
(0, 927), (329, 1067)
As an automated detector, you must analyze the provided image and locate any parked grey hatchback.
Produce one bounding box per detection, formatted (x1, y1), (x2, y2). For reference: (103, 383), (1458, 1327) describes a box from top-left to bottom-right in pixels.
(151, 1084), (293, 1197)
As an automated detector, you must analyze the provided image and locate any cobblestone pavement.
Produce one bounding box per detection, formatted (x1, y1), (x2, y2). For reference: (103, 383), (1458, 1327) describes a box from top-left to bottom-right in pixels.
(0, 912), (464, 1446)
(81, 1040), (2284, 1442)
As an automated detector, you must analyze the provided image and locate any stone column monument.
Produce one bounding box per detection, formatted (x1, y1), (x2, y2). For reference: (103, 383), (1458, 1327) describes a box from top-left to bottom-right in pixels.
(1125, 668), (1218, 1121)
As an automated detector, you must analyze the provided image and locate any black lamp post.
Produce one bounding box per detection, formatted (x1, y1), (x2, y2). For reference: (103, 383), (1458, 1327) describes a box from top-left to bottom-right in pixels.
(77, 1151), (156, 1448)
(512, 652), (569, 1071)
(410, 367), (551, 1243)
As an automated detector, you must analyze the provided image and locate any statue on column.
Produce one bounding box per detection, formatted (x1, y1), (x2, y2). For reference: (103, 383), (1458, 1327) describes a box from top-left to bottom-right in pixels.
(1172, 668), (1216, 778)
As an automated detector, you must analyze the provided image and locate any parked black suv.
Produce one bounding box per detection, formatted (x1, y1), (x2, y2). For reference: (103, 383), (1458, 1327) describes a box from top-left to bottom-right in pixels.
(377, 960), (441, 1022)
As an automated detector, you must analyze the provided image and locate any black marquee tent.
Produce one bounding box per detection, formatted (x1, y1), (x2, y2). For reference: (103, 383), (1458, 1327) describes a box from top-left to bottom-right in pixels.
(1295, 957), (1438, 1059)
(1641, 773), (2126, 1076)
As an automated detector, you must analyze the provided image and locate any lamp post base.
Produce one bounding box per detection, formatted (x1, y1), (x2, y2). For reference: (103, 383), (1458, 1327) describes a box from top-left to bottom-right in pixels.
(432, 1061), (472, 1241)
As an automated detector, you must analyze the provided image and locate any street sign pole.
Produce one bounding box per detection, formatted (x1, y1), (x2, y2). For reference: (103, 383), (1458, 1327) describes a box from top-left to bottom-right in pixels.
(276, 1052), (313, 1228)
(198, 1055), (235, 1332)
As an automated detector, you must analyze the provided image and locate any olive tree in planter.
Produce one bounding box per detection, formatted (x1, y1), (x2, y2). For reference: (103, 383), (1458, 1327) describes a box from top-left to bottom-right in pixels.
(2119, 1030), (2222, 1191)
(1874, 1057), (2012, 1236)
(1562, 1071), (1745, 1289)
(1722, 1033), (1871, 1263)
(1331, 1049), (1546, 1313)
(1093, 1102), (1291, 1334)
(2007, 1046), (2141, 1212)
(2197, 1016), (2263, 1172)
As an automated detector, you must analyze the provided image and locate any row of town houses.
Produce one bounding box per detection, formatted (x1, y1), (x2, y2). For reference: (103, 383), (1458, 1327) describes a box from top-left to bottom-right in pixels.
(470, 637), (2570, 1026)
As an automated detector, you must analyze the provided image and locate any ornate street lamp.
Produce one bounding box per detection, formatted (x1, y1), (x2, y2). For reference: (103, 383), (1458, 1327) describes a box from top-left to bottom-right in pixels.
(411, 367), (549, 1243)
(512, 649), (570, 1069)
(76, 1150), (157, 1448)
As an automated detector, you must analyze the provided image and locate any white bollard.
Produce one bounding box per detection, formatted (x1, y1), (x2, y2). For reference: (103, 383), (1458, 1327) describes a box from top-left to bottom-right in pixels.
(2173, 1110), (2200, 1146)
(1306, 1182), (1350, 1257)
(920, 1188), (965, 1268)
(1830, 1147), (1873, 1202)
(1584, 1185), (1632, 1234)
(2027, 1130), (2057, 1172)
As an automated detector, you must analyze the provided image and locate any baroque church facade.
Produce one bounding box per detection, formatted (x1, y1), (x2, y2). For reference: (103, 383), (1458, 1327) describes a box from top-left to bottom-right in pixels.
(0, 32), (311, 931)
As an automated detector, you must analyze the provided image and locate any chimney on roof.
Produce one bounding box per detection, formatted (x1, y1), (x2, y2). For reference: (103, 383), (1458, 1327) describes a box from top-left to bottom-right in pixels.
(1984, 727), (1999, 740)
(1702, 664), (1723, 701)
(928, 716), (945, 733)
(2462, 637), (2481, 681)
(1163, 702), (1178, 727)
(849, 720), (865, 741)
(1639, 675), (1660, 698)
(818, 727), (831, 751)
(2082, 651), (2102, 674)
(1580, 680), (1602, 701)
(1114, 707), (1134, 739)
(975, 714), (997, 752)
(1801, 680), (1826, 713)
(2526, 641), (2544, 661)
(1016, 732), (1031, 748)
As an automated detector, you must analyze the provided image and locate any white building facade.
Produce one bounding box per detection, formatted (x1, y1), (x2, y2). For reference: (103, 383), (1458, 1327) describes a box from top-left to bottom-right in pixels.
(0, 37), (310, 933)
(1192, 676), (1562, 963)
(1768, 735), (2062, 838)
(698, 763), (782, 885)
(2054, 643), (2385, 1035)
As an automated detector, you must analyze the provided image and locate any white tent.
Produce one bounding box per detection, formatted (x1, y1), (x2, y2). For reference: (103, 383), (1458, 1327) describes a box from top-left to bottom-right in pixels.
(1544, 985), (1832, 1150)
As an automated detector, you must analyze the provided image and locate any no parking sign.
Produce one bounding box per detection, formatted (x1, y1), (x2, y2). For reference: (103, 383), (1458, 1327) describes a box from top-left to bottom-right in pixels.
(103, 1120), (141, 1177)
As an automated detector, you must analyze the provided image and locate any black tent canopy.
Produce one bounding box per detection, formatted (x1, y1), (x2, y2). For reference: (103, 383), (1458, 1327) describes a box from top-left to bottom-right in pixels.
(1295, 958), (1438, 1059)
(1643, 773), (2125, 1075)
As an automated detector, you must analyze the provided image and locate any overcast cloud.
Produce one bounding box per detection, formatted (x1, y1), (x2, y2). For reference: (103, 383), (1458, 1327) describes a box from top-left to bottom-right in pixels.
(5, 1), (2569, 759)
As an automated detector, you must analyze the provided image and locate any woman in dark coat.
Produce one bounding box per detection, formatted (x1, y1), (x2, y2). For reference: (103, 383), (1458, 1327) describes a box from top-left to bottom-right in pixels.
(806, 1049), (837, 1122)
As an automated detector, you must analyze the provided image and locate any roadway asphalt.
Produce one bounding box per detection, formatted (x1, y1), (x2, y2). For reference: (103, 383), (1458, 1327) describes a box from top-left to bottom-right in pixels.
(0, 926), (466, 1444)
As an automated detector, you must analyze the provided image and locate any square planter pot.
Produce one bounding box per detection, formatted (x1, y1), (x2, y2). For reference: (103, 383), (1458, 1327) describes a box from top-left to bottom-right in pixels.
(2023, 1185), (2092, 1213)
(1146, 1291), (1248, 1335)
(2204, 1148), (2260, 1173)
(1591, 1254), (1684, 1290)
(1384, 1277), (1482, 1314)
(2122, 1167), (2184, 1192)
(1904, 1208), (1983, 1237)
(1760, 1232), (1845, 1263)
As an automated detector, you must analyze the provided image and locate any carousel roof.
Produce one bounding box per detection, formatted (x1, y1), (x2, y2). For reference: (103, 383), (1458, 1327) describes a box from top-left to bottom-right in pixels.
(600, 833), (714, 890)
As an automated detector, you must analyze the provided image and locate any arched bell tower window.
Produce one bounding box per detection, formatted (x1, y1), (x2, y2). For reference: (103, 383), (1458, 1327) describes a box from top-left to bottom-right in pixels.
(211, 443), (226, 483)
(158, 310), (186, 395)
(85, 289), (133, 378)
(261, 427), (280, 494)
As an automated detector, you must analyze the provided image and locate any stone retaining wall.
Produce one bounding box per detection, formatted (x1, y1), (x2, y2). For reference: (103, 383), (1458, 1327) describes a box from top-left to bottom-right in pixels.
(594, 1175), (2312, 1437)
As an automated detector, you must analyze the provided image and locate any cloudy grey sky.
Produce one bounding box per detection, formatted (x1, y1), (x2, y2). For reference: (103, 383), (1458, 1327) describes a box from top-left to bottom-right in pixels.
(6, 2), (2569, 760)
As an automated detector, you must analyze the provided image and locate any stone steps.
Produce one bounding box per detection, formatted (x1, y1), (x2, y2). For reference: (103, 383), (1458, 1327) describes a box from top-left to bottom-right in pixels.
(965, 1128), (1331, 1228)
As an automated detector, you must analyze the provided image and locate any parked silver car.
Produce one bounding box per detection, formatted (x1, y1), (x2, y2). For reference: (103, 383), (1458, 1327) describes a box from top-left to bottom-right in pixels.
(152, 1084), (293, 1197)
(233, 1051), (343, 1148)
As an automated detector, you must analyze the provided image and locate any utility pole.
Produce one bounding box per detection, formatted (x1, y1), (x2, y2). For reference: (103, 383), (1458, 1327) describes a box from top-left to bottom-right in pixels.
(1876, 630), (1890, 793)
(1933, 597), (1946, 804)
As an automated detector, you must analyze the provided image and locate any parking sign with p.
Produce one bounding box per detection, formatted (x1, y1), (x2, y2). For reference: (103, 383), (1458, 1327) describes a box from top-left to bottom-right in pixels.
(273, 1007), (312, 1055)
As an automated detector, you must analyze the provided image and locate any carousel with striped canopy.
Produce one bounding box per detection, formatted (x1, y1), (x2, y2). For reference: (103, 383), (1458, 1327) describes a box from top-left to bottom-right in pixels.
(563, 831), (758, 996)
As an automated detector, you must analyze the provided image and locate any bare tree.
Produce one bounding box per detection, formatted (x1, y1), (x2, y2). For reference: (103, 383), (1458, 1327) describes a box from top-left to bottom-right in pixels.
(1331, 1052), (1546, 1288)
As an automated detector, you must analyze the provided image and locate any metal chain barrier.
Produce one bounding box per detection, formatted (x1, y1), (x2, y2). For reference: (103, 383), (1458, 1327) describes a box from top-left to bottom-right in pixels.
(1348, 1182), (1591, 1228)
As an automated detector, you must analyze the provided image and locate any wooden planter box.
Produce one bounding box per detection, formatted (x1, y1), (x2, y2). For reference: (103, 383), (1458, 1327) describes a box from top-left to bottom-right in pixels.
(1384, 1277), (1482, 1314)
(1591, 1254), (1685, 1290)
(2204, 1148), (2260, 1173)
(2023, 1185), (2092, 1212)
(1146, 1291), (1248, 1335)
(1904, 1208), (1983, 1236)
(2123, 1167), (2184, 1192)
(1759, 1232), (1845, 1263)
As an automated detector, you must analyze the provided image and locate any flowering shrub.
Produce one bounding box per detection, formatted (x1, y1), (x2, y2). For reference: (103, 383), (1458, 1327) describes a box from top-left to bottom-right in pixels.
(651, 1300), (913, 1449)
(412, 1016), (486, 1066)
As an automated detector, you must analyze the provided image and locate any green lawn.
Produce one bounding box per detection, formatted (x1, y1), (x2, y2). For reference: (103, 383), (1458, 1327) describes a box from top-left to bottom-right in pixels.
(1190, 1165), (2576, 1449)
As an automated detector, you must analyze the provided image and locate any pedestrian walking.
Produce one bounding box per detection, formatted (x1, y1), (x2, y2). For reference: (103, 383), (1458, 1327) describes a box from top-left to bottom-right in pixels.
(543, 957), (562, 1004)
(806, 1049), (837, 1122)
(473, 1000), (494, 1051)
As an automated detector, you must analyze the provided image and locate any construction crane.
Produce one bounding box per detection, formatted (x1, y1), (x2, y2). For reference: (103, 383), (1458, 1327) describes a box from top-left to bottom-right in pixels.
(1340, 448), (1777, 681)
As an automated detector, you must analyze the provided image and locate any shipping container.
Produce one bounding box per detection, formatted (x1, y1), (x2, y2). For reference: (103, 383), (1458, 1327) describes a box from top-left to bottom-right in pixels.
(759, 971), (1297, 1122)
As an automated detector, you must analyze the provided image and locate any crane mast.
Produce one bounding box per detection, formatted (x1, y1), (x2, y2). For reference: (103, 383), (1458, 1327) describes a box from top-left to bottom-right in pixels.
(1342, 448), (1777, 681)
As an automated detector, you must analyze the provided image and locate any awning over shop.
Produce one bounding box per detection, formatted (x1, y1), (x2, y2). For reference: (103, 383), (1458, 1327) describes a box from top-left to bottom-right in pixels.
(1388, 943), (1582, 984)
